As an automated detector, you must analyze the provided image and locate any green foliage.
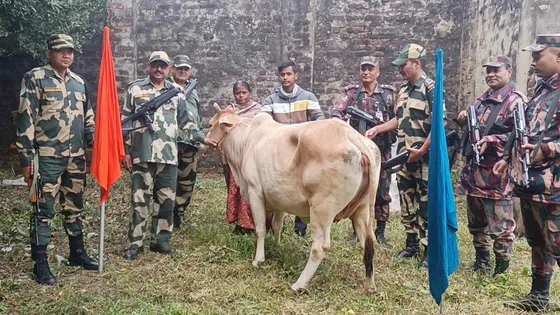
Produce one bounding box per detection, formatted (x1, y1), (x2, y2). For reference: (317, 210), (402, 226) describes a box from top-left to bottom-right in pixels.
(0, 0), (105, 60)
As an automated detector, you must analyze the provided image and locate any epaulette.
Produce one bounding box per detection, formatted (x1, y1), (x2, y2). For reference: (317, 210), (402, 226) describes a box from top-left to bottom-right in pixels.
(380, 84), (396, 92)
(424, 77), (435, 89)
(127, 78), (145, 88)
(512, 90), (529, 103)
(343, 84), (360, 93)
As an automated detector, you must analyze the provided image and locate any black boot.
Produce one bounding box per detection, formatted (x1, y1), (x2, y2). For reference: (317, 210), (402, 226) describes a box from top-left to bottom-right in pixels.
(419, 246), (428, 269)
(123, 246), (144, 261)
(68, 235), (99, 270)
(397, 233), (419, 258)
(32, 244), (56, 285)
(149, 242), (176, 255)
(493, 257), (510, 276)
(464, 247), (491, 272)
(504, 272), (557, 312)
(375, 220), (392, 249)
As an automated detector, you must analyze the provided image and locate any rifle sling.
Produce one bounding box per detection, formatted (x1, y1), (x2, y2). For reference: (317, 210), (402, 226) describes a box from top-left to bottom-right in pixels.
(482, 102), (506, 136)
(532, 89), (560, 161)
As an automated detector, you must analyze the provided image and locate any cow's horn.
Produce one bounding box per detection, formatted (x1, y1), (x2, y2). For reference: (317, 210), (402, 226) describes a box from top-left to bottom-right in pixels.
(213, 103), (222, 112)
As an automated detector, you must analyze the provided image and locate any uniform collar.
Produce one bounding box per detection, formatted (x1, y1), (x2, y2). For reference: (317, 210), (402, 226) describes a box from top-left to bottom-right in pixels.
(404, 73), (427, 89)
(537, 73), (560, 91)
(478, 81), (515, 103)
(44, 64), (75, 81)
(142, 76), (174, 90)
(360, 82), (383, 95)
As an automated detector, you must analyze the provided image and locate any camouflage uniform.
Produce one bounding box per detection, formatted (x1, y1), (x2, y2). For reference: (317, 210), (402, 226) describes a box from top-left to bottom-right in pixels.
(16, 34), (98, 285)
(16, 63), (95, 247)
(332, 82), (396, 222)
(458, 79), (524, 260)
(122, 54), (202, 249)
(503, 35), (560, 312)
(168, 55), (203, 225)
(395, 74), (434, 246)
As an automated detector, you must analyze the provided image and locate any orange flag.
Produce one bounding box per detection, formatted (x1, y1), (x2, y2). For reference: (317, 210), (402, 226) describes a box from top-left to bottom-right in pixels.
(91, 27), (125, 204)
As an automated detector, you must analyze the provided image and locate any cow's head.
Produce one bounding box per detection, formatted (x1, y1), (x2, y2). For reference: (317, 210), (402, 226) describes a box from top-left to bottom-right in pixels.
(207, 103), (243, 147)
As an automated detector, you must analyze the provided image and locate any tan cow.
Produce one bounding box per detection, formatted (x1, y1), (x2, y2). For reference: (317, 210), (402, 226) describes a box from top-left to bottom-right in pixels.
(207, 105), (381, 292)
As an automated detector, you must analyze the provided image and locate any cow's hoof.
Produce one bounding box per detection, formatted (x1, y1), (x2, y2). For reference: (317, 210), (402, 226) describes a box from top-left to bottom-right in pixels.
(365, 280), (377, 294)
(252, 260), (264, 268)
(290, 283), (307, 294)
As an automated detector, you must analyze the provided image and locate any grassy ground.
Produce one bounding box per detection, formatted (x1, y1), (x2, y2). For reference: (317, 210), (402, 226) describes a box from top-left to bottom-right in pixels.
(0, 169), (556, 315)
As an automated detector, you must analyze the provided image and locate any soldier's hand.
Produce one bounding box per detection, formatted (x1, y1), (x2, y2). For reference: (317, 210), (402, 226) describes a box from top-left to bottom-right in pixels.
(407, 147), (426, 163)
(22, 166), (32, 183)
(456, 110), (467, 125)
(365, 126), (378, 139)
(121, 155), (132, 172)
(522, 143), (544, 163)
(493, 159), (508, 176)
(477, 138), (488, 155)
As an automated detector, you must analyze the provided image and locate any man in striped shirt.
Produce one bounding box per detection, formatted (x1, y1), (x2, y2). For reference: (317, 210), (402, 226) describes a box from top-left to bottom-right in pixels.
(261, 60), (325, 236)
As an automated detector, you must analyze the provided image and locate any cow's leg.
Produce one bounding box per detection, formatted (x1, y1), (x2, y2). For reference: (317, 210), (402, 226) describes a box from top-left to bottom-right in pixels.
(291, 212), (333, 292)
(248, 191), (267, 268)
(272, 211), (285, 245)
(351, 204), (377, 293)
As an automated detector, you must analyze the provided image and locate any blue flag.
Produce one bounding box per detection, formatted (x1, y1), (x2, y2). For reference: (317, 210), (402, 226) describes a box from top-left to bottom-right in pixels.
(427, 49), (460, 305)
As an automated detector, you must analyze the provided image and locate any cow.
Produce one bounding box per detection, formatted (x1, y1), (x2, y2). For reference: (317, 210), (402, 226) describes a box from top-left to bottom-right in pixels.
(207, 104), (382, 293)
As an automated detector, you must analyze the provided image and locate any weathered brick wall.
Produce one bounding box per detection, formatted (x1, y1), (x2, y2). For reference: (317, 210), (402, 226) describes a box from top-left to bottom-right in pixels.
(108, 0), (464, 123)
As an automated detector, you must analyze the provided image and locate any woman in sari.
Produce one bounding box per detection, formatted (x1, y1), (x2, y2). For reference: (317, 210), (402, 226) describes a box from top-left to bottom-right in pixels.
(223, 81), (272, 234)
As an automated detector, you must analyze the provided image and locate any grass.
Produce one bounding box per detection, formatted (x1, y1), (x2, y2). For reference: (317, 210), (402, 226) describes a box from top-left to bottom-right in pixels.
(0, 169), (555, 315)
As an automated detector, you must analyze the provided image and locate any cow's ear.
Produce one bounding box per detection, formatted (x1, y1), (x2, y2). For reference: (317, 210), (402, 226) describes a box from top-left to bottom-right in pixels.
(219, 116), (234, 128)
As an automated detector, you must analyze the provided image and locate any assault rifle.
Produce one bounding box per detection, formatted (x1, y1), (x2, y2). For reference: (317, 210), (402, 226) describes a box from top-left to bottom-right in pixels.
(514, 101), (531, 187)
(122, 79), (197, 133)
(381, 130), (460, 174)
(467, 105), (483, 165)
(343, 106), (397, 139)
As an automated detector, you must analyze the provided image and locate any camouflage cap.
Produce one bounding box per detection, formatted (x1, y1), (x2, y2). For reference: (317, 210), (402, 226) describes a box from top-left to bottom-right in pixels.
(523, 34), (560, 52)
(392, 43), (426, 66)
(47, 34), (74, 50)
(173, 55), (192, 68)
(482, 55), (512, 68)
(148, 51), (170, 65)
(360, 56), (379, 67)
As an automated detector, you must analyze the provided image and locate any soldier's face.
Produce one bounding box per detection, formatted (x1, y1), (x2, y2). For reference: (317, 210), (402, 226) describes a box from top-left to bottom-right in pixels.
(279, 67), (298, 88)
(531, 48), (560, 78)
(360, 65), (379, 84)
(398, 60), (420, 81)
(485, 66), (511, 90)
(47, 48), (74, 70)
(172, 66), (191, 82)
(148, 61), (170, 83)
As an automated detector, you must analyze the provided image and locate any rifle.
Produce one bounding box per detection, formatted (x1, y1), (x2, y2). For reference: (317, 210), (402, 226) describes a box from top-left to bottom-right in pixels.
(343, 106), (397, 139)
(513, 101), (531, 187)
(381, 130), (460, 174)
(467, 105), (483, 165)
(28, 156), (43, 246)
(122, 79), (197, 133)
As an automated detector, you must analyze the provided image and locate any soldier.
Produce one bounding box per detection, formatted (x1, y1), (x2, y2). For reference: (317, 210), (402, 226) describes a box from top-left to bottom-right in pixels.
(366, 43), (437, 269)
(261, 60), (325, 237)
(168, 54), (201, 230)
(331, 56), (396, 248)
(455, 56), (524, 276)
(120, 51), (212, 260)
(16, 34), (98, 285)
(497, 34), (560, 312)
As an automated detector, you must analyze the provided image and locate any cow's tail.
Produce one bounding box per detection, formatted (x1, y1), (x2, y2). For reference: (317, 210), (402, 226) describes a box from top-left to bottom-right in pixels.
(348, 132), (380, 292)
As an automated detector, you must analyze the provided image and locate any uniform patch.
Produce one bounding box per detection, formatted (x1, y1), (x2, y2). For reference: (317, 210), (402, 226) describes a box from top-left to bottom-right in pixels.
(43, 87), (62, 93)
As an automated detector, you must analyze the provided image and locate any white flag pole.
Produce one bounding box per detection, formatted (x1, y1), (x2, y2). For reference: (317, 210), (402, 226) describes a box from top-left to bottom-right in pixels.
(98, 202), (106, 274)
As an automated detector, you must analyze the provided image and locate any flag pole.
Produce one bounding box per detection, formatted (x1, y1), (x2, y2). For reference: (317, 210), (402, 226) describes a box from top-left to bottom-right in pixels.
(98, 201), (106, 273)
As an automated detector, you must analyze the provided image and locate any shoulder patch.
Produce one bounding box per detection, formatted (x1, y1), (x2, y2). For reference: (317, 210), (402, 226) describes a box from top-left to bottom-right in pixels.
(512, 90), (529, 103)
(69, 72), (85, 84)
(380, 84), (396, 92)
